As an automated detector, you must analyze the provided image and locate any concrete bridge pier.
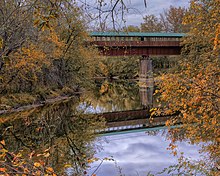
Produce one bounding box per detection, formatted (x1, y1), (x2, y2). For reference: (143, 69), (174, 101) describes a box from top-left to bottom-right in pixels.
(139, 55), (154, 109)
(139, 55), (153, 79)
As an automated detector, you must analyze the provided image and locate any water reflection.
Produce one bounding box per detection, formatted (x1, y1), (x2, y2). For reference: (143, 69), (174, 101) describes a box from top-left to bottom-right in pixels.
(89, 128), (202, 176)
(80, 79), (155, 113)
(0, 79), (204, 175)
(0, 98), (105, 175)
(139, 78), (154, 109)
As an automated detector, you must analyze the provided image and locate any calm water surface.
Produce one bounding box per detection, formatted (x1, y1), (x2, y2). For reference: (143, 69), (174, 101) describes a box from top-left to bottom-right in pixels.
(89, 128), (201, 176)
(0, 80), (203, 175)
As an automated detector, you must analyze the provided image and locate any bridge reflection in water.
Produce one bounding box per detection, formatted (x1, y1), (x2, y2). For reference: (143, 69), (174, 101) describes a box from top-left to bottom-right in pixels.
(97, 115), (170, 134)
(96, 78), (172, 134)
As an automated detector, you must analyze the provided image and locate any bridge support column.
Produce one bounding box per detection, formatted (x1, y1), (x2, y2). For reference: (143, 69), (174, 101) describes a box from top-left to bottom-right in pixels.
(139, 55), (154, 109)
(139, 55), (153, 79)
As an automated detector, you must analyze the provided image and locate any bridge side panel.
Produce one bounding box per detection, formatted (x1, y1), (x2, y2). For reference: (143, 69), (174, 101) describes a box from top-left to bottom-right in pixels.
(98, 47), (181, 56)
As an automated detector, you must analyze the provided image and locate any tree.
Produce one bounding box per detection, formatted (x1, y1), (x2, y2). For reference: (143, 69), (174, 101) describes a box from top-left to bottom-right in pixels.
(81, 0), (147, 30)
(0, 0), (99, 97)
(141, 6), (188, 33)
(156, 0), (220, 174)
(141, 15), (164, 32)
(0, 99), (105, 175)
(161, 6), (188, 33)
(123, 25), (140, 32)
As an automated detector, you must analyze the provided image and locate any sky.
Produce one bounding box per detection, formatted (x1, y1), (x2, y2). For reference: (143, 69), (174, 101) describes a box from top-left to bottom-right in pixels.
(88, 129), (202, 176)
(80, 0), (191, 29)
(124, 0), (190, 26)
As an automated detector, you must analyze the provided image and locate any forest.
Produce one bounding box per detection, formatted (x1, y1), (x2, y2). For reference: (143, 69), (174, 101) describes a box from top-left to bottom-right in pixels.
(0, 0), (219, 175)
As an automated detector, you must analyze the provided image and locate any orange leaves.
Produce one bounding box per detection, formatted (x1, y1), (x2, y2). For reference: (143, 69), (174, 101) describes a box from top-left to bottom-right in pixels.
(167, 143), (178, 156)
(157, 2), (219, 169)
(34, 162), (41, 168)
(0, 139), (57, 176)
(46, 167), (54, 173)
(165, 120), (171, 126)
(99, 82), (109, 94)
(0, 167), (6, 172)
(213, 24), (220, 50)
(13, 45), (48, 70)
(87, 157), (99, 163)
(42, 31), (65, 58)
(0, 140), (5, 146)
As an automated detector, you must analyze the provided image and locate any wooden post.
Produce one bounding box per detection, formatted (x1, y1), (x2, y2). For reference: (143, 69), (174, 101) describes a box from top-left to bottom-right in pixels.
(139, 55), (154, 109)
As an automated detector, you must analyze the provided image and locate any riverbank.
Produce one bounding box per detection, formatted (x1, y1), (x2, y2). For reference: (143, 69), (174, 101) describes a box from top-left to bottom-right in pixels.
(0, 86), (84, 115)
(0, 95), (76, 115)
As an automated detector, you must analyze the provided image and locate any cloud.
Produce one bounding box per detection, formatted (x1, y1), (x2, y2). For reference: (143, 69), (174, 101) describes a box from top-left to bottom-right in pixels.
(124, 0), (190, 26)
(89, 130), (201, 176)
(79, 0), (190, 28)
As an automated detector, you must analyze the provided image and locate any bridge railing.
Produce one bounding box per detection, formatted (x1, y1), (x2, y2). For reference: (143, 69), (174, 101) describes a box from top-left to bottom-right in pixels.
(91, 36), (182, 42)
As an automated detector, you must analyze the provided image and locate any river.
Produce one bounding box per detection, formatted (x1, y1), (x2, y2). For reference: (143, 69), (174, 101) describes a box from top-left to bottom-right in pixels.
(0, 80), (203, 175)
(88, 129), (202, 176)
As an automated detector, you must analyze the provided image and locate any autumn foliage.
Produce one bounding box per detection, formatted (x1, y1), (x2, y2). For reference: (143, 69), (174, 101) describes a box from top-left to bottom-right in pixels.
(156, 0), (220, 174)
(0, 0), (98, 101)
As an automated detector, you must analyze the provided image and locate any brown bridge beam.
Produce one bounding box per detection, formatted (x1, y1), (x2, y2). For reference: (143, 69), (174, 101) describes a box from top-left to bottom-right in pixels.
(98, 47), (181, 56)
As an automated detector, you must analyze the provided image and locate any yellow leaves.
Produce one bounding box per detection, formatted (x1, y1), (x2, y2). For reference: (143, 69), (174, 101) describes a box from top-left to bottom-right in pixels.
(0, 148), (8, 158)
(34, 162), (41, 168)
(64, 164), (72, 168)
(87, 159), (94, 163)
(49, 31), (64, 48)
(0, 37), (3, 49)
(46, 167), (54, 173)
(87, 157), (99, 163)
(44, 31), (64, 58)
(153, 89), (160, 95)
(150, 108), (158, 117)
(13, 45), (48, 70)
(98, 62), (109, 77)
(100, 82), (109, 94)
(33, 19), (40, 27)
(150, 108), (157, 112)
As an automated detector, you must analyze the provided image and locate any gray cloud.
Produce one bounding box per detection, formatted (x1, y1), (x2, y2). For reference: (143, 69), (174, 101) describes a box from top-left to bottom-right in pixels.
(89, 130), (201, 176)
(124, 0), (190, 26)
(79, 0), (190, 28)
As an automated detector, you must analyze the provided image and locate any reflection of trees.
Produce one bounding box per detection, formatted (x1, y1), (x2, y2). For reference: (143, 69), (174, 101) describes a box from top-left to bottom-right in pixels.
(95, 56), (139, 79)
(82, 80), (142, 112)
(0, 98), (105, 175)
